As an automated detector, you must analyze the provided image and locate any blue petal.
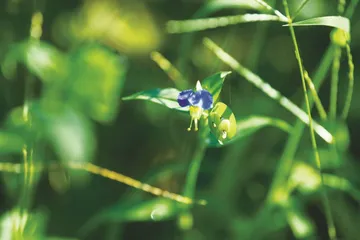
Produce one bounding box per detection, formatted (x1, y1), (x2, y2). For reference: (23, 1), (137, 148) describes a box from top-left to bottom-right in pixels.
(177, 89), (194, 107)
(188, 90), (213, 110)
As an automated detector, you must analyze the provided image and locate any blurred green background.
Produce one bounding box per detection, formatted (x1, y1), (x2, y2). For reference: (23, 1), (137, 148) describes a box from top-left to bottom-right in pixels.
(0, 0), (359, 239)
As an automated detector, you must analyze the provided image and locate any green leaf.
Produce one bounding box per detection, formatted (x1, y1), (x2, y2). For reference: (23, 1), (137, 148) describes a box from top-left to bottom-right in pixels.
(81, 198), (183, 234)
(206, 116), (292, 147)
(201, 71), (231, 102)
(167, 14), (284, 33)
(204, 0), (267, 13)
(0, 131), (24, 154)
(32, 104), (95, 182)
(122, 88), (188, 112)
(1, 40), (68, 82)
(285, 16), (350, 33)
(67, 44), (128, 123)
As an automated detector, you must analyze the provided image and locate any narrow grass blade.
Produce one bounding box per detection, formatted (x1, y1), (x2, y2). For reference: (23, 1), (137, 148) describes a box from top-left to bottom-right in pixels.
(253, 0), (288, 21)
(285, 16), (350, 33)
(167, 14), (285, 33)
(203, 38), (333, 143)
(150, 51), (188, 89)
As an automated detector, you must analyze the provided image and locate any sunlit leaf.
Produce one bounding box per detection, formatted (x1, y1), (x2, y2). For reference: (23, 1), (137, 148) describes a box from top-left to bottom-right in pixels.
(167, 14), (285, 33)
(68, 44), (128, 123)
(206, 116), (292, 147)
(0, 209), (48, 240)
(1, 40), (68, 82)
(203, 0), (266, 13)
(81, 198), (183, 233)
(285, 16), (350, 33)
(0, 131), (24, 154)
(122, 88), (188, 112)
(201, 71), (231, 102)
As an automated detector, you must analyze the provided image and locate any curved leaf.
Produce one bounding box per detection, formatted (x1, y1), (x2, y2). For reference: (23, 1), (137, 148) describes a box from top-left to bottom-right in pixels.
(285, 16), (350, 33)
(206, 116), (292, 147)
(122, 88), (188, 112)
(202, 71), (231, 102)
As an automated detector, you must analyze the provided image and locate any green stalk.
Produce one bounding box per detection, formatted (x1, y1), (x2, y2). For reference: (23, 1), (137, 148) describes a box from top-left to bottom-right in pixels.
(178, 120), (208, 231)
(267, 0), (359, 206)
(304, 70), (327, 120)
(16, 8), (44, 238)
(341, 43), (354, 119)
(280, 0), (336, 238)
(183, 121), (208, 199)
(329, 47), (341, 119)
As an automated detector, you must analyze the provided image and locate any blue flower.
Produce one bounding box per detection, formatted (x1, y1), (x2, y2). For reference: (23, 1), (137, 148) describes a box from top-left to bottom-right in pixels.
(177, 81), (213, 131)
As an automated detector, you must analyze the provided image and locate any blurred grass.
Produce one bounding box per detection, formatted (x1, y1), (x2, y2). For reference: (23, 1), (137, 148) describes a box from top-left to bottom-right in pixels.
(0, 0), (359, 240)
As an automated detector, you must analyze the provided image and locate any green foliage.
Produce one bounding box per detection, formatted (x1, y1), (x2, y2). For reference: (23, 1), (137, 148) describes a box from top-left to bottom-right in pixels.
(286, 16), (350, 33)
(123, 88), (187, 112)
(0, 0), (359, 239)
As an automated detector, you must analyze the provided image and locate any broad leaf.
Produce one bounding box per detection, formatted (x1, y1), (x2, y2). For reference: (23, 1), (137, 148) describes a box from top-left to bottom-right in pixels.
(67, 44), (128, 123)
(285, 16), (350, 33)
(206, 116), (292, 147)
(122, 88), (188, 112)
(202, 71), (231, 102)
(1, 40), (68, 82)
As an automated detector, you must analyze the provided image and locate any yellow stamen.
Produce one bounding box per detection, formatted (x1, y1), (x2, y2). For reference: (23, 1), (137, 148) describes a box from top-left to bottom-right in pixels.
(188, 106), (203, 131)
(187, 119), (193, 131)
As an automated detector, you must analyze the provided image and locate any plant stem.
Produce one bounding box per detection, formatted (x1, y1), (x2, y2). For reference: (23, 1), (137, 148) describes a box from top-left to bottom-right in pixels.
(330, 47), (341, 119)
(281, 0), (336, 238)
(266, 0), (359, 207)
(16, 9), (44, 237)
(304, 70), (327, 120)
(341, 43), (354, 119)
(183, 121), (208, 199)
